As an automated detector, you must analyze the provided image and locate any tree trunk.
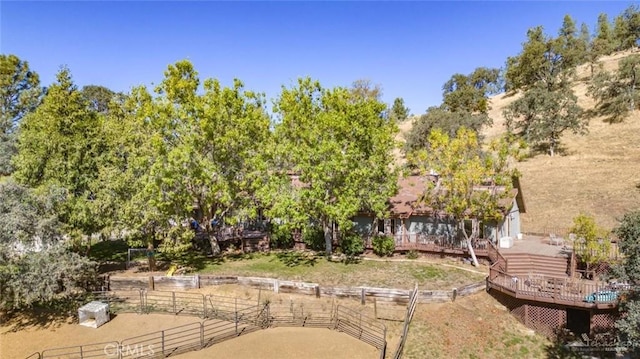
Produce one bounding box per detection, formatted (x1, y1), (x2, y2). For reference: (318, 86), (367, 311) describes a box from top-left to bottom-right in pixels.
(147, 242), (156, 272)
(323, 220), (333, 254)
(461, 221), (479, 267)
(209, 234), (221, 256)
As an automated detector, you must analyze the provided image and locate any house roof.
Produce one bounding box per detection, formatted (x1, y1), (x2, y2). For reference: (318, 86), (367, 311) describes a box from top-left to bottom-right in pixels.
(388, 175), (522, 218)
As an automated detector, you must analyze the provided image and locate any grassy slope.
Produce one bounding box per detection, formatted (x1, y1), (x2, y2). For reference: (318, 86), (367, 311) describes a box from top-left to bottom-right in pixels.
(401, 50), (640, 234)
(197, 253), (486, 290)
(486, 50), (640, 233)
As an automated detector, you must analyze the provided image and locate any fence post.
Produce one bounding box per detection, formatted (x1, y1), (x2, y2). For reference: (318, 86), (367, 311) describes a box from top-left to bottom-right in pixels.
(361, 288), (365, 305)
(315, 285), (320, 298)
(202, 294), (207, 318)
(148, 276), (154, 290)
(452, 288), (457, 302)
(172, 291), (176, 314)
(200, 322), (205, 349)
(139, 290), (145, 314)
(374, 298), (378, 319)
(162, 330), (165, 356)
(235, 298), (238, 333)
(195, 274), (200, 289)
(274, 279), (279, 293)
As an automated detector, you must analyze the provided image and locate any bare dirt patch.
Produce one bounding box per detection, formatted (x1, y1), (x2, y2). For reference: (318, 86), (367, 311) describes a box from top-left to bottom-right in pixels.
(0, 313), (201, 359)
(177, 327), (379, 359)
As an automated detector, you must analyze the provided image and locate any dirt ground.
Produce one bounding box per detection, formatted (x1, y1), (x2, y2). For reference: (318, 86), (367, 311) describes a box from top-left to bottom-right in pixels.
(177, 327), (379, 358)
(1, 312), (379, 359)
(0, 284), (392, 359)
(0, 313), (202, 358)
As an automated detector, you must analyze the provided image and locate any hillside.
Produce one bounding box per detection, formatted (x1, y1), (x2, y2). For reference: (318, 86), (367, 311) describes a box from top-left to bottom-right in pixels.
(402, 50), (640, 234)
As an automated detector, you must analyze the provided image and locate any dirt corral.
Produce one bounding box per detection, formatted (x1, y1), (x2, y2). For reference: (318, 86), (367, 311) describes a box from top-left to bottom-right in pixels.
(1, 285), (391, 359)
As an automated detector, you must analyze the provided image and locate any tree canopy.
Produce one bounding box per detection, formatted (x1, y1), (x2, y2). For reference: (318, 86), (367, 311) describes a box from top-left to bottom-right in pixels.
(588, 54), (640, 123)
(13, 67), (105, 238)
(404, 106), (490, 153)
(504, 84), (585, 156)
(0, 54), (42, 176)
(389, 97), (410, 123)
(408, 127), (517, 266)
(613, 210), (640, 355)
(442, 67), (501, 114)
(270, 77), (399, 253)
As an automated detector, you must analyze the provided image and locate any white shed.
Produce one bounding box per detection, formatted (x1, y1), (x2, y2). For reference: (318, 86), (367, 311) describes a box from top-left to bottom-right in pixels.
(78, 301), (110, 328)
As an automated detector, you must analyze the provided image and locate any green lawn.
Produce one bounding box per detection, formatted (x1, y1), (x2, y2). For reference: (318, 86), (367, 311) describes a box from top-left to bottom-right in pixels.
(195, 252), (486, 290)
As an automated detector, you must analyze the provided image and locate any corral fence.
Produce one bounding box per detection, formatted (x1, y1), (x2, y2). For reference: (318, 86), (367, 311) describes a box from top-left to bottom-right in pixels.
(30, 291), (386, 359)
(392, 284), (419, 359)
(106, 275), (486, 304)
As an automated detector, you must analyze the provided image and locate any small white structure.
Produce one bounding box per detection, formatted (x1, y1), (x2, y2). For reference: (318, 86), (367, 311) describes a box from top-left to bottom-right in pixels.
(499, 236), (514, 249)
(78, 301), (110, 328)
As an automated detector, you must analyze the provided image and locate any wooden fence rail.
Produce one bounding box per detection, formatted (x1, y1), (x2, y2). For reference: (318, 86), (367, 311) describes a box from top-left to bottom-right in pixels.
(106, 275), (485, 304)
(392, 284), (419, 359)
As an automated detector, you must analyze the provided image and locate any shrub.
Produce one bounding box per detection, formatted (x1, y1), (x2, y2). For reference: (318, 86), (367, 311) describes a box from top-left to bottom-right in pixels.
(407, 250), (419, 259)
(303, 225), (325, 251)
(340, 231), (365, 257)
(570, 213), (611, 266)
(268, 223), (294, 249)
(372, 235), (395, 257)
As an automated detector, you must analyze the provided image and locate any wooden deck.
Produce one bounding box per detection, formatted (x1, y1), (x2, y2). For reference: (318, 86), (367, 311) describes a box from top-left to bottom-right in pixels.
(365, 233), (490, 258)
(487, 265), (621, 309)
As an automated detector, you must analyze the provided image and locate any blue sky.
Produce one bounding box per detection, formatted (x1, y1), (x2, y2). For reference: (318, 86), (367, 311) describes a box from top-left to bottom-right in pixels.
(1, 1), (635, 115)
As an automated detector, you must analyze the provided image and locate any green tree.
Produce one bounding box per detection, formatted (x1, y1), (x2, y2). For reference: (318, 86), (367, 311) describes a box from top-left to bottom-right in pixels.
(505, 26), (576, 93)
(13, 67), (104, 239)
(569, 213), (610, 275)
(81, 85), (117, 114)
(119, 60), (271, 257)
(271, 77), (398, 253)
(578, 22), (591, 64)
(557, 15), (582, 71)
(0, 180), (97, 310)
(613, 5), (640, 51)
(503, 84), (585, 156)
(404, 106), (490, 152)
(587, 54), (640, 123)
(389, 97), (409, 122)
(442, 67), (501, 114)
(408, 128), (517, 267)
(613, 210), (640, 355)
(0, 55), (42, 176)
(593, 13), (615, 57)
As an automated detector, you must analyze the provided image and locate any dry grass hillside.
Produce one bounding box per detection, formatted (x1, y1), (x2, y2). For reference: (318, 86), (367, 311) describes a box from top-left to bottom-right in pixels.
(402, 50), (640, 234)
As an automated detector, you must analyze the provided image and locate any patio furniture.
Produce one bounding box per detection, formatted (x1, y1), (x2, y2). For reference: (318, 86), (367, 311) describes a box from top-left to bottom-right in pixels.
(549, 233), (564, 246)
(584, 290), (618, 303)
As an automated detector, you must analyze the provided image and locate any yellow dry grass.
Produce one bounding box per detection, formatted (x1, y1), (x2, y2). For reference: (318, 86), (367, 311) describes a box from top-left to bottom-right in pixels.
(400, 50), (640, 234)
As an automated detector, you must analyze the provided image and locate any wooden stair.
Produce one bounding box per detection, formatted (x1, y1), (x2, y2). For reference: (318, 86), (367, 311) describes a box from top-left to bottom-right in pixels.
(503, 253), (569, 278)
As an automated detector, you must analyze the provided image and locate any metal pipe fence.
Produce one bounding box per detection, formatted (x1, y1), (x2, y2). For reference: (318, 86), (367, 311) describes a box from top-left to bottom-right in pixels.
(391, 284), (418, 359)
(32, 291), (387, 359)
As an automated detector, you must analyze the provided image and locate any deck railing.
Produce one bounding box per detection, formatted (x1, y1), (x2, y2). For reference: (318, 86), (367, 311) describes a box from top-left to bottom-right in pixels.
(487, 266), (621, 308)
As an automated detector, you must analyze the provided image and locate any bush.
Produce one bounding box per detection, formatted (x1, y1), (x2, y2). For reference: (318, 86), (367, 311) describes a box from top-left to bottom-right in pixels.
(340, 231), (365, 257)
(372, 235), (395, 257)
(268, 223), (294, 249)
(407, 250), (419, 260)
(303, 225), (325, 251)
